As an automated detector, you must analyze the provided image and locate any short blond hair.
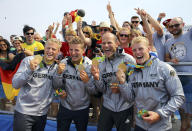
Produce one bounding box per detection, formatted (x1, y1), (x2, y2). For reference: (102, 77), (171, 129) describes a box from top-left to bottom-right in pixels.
(131, 36), (149, 47)
(131, 29), (142, 37)
(65, 28), (77, 36)
(68, 36), (85, 49)
(45, 38), (62, 49)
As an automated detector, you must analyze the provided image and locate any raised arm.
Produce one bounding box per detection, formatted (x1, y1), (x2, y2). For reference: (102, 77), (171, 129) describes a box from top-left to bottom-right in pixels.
(135, 8), (156, 52)
(67, 14), (73, 30)
(157, 13), (166, 23)
(53, 22), (60, 35)
(77, 20), (92, 47)
(107, 2), (121, 31)
(147, 11), (164, 36)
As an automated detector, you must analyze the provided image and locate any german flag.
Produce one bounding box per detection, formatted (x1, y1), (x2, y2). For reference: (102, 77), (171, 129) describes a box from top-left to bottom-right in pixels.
(0, 53), (25, 100)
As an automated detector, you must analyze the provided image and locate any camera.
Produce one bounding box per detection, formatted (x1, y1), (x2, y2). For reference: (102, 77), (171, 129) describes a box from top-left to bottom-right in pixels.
(94, 44), (102, 53)
(94, 48), (100, 53)
(117, 47), (123, 54)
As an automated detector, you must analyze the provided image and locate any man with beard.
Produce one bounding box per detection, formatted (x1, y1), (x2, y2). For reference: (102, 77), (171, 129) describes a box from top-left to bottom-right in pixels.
(165, 17), (192, 131)
(12, 38), (62, 131)
(91, 32), (136, 131)
(119, 36), (184, 131)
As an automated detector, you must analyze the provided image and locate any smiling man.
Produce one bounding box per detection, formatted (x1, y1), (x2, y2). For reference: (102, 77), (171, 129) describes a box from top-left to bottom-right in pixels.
(119, 36), (184, 131)
(21, 25), (44, 54)
(91, 32), (135, 131)
(53, 36), (96, 131)
(12, 38), (61, 131)
(165, 17), (192, 131)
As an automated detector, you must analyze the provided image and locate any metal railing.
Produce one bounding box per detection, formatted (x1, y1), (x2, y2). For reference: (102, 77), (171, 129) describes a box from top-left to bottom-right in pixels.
(166, 62), (192, 76)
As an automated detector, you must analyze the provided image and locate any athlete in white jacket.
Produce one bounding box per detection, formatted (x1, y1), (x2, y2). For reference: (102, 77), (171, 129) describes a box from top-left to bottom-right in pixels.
(117, 36), (184, 131)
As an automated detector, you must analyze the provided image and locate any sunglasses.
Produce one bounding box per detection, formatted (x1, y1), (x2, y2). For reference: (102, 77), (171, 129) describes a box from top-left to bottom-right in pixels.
(83, 32), (90, 36)
(26, 32), (34, 35)
(100, 28), (109, 32)
(169, 24), (180, 29)
(119, 34), (129, 37)
(131, 21), (139, 24)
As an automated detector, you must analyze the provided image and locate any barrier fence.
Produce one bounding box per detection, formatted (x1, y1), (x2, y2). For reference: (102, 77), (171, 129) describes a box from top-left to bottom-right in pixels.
(167, 62), (192, 76)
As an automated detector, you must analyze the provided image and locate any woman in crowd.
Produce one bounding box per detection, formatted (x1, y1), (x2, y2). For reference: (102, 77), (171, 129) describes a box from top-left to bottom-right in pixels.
(0, 39), (11, 62)
(77, 21), (100, 59)
(0, 39), (11, 110)
(117, 27), (133, 56)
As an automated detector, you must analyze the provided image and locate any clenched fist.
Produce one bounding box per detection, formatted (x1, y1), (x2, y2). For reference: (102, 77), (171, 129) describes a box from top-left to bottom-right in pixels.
(57, 63), (65, 74)
(80, 71), (90, 83)
(30, 58), (41, 71)
(91, 65), (100, 80)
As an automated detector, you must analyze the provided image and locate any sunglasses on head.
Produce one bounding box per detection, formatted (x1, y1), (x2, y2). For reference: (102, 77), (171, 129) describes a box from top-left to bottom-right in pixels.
(119, 34), (129, 37)
(169, 24), (180, 29)
(100, 28), (109, 32)
(26, 32), (34, 35)
(131, 21), (139, 24)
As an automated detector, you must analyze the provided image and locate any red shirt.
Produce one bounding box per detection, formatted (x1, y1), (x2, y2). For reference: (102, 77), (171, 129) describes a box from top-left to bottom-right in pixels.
(60, 42), (86, 57)
(123, 47), (133, 56)
(60, 42), (70, 57)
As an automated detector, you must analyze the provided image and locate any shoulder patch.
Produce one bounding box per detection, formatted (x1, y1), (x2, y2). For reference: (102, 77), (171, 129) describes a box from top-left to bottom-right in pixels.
(170, 70), (176, 76)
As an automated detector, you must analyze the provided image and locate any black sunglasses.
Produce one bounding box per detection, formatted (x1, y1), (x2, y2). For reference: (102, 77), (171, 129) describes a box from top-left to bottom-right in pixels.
(100, 28), (109, 32)
(119, 34), (129, 37)
(169, 24), (180, 29)
(131, 21), (139, 24)
(83, 32), (90, 36)
(26, 32), (34, 35)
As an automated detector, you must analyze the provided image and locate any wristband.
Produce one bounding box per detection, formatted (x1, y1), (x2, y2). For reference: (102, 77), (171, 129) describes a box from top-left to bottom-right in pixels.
(157, 17), (161, 21)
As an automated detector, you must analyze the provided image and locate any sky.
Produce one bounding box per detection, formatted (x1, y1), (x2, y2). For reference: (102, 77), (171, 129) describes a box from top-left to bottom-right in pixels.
(0, 0), (191, 40)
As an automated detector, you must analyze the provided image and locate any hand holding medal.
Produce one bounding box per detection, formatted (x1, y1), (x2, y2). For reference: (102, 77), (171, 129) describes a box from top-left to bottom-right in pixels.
(78, 64), (85, 72)
(116, 63), (126, 84)
(78, 64), (90, 83)
(30, 55), (43, 71)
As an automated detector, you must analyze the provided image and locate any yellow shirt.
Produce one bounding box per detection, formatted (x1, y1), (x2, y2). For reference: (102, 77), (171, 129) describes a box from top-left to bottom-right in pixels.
(21, 41), (44, 52)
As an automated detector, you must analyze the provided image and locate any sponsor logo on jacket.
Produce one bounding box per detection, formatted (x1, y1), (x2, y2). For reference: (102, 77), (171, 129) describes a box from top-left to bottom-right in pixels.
(132, 82), (159, 88)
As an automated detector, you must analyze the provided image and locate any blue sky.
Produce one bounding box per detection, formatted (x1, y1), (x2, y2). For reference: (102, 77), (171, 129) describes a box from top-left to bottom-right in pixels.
(0, 0), (191, 40)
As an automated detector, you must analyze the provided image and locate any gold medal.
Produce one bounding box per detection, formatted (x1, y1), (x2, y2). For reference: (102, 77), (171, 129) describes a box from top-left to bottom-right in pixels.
(118, 63), (127, 73)
(78, 64), (85, 72)
(92, 59), (99, 67)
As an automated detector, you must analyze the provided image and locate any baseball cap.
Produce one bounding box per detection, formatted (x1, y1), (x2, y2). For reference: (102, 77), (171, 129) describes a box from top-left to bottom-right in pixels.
(163, 19), (172, 26)
(13, 36), (23, 42)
